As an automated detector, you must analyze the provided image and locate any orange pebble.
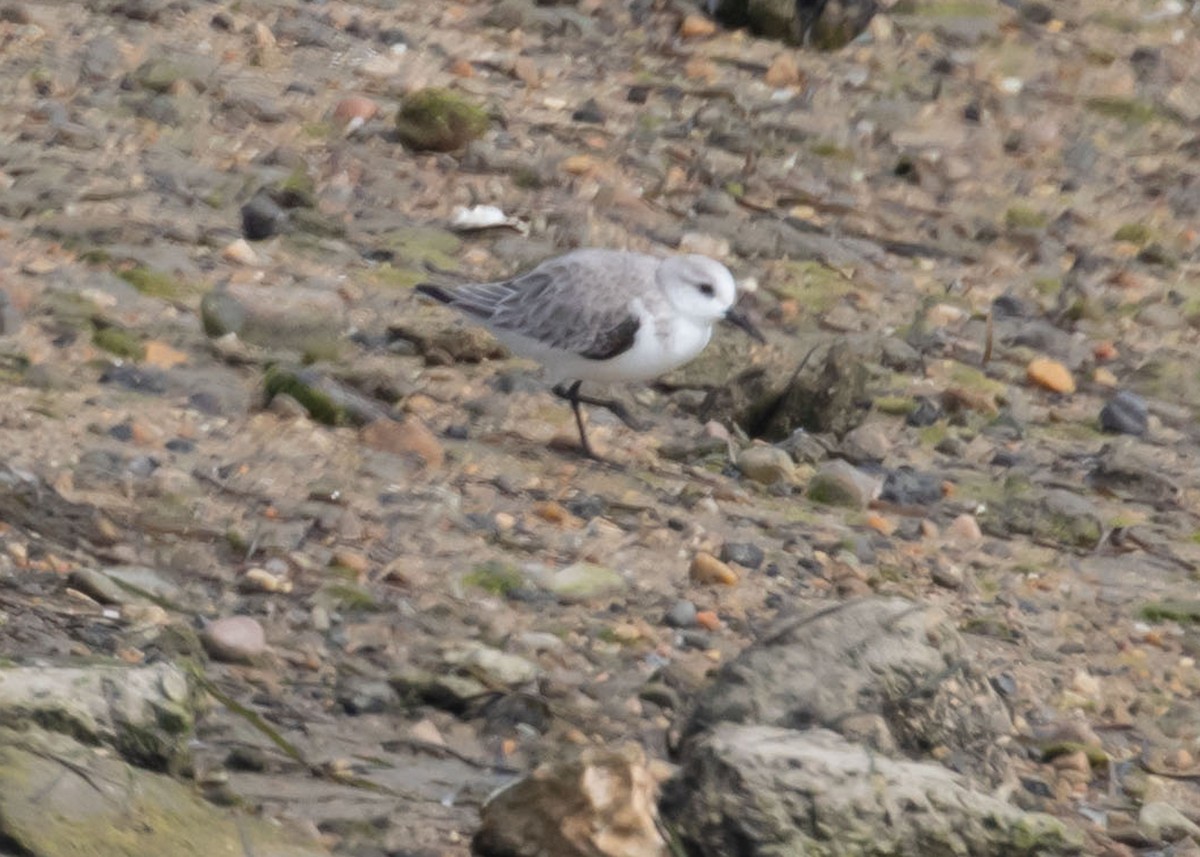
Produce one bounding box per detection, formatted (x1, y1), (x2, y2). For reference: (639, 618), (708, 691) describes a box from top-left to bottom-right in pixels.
(695, 610), (722, 631)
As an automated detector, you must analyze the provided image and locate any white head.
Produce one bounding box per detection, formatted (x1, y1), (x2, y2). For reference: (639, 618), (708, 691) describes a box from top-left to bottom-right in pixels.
(657, 255), (739, 321)
(658, 255), (766, 342)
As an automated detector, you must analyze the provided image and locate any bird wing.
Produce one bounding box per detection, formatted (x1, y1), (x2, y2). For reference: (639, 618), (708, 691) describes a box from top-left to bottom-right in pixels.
(441, 253), (652, 359)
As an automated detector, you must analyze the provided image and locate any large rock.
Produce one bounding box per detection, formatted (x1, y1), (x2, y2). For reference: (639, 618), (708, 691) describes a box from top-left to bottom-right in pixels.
(474, 744), (667, 857)
(0, 661), (198, 772)
(681, 597), (1013, 784)
(705, 0), (876, 49)
(0, 727), (327, 857)
(661, 726), (1083, 857)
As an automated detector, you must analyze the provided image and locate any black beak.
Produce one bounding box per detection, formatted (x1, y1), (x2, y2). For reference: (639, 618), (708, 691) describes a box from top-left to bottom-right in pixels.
(723, 306), (766, 343)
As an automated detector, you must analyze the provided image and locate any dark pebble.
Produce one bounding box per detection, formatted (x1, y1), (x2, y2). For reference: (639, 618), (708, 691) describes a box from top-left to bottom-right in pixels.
(100, 365), (169, 394)
(1099, 390), (1148, 436)
(720, 542), (764, 569)
(571, 98), (605, 124)
(1020, 2), (1053, 24)
(991, 293), (1034, 319)
(240, 193), (289, 241)
(1021, 777), (1054, 798)
(166, 437), (195, 453)
(566, 494), (607, 519)
(444, 424), (469, 440)
(990, 672), (1017, 697)
(906, 397), (942, 427)
(626, 85), (650, 104)
(880, 467), (942, 506)
(990, 450), (1022, 467)
(108, 422), (134, 441)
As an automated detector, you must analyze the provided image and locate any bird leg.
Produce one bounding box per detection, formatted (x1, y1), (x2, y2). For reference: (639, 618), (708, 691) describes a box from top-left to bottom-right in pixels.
(551, 382), (649, 460)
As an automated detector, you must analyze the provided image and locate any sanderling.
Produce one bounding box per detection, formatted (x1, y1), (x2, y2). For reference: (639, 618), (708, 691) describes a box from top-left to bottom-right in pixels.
(417, 248), (764, 459)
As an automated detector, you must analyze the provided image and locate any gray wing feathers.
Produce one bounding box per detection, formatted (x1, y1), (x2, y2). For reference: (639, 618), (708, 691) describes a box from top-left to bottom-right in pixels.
(444, 254), (653, 357)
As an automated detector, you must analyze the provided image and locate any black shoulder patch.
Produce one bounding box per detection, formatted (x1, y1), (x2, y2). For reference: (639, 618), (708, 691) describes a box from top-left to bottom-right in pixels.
(580, 315), (641, 361)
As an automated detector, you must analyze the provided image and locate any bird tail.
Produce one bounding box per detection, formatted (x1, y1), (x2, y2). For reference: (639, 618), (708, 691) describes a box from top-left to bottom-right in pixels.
(415, 283), (456, 304)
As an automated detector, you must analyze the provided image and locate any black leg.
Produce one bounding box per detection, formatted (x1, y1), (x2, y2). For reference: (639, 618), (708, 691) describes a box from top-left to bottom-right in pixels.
(553, 381), (598, 460)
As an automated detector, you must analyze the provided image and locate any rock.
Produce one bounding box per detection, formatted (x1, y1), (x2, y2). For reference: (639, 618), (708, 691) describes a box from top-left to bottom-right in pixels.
(0, 662), (196, 771)
(689, 552), (739, 586)
(764, 52), (801, 87)
(1100, 390), (1149, 436)
(664, 599), (698, 628)
(360, 417), (445, 468)
(840, 422), (892, 464)
(682, 598), (1014, 783)
(946, 513), (983, 544)
(444, 644), (539, 688)
(719, 542), (765, 569)
(807, 459), (879, 508)
(1139, 801), (1200, 844)
(1087, 441), (1180, 506)
(474, 744), (668, 857)
(264, 367), (390, 425)
(395, 87), (489, 152)
(529, 561), (628, 602)
(571, 98), (605, 124)
(201, 282), (345, 357)
(1027, 357), (1076, 394)
(0, 727), (326, 857)
(202, 615), (267, 663)
(131, 54), (218, 93)
(981, 485), (1103, 549)
(332, 95), (379, 127)
(0, 290), (21, 335)
(880, 466), (943, 506)
(736, 445), (794, 485)
(661, 726), (1083, 857)
(240, 192), (289, 240)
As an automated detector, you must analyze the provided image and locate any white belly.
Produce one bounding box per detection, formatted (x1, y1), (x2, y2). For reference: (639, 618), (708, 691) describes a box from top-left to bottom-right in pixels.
(492, 313), (713, 385)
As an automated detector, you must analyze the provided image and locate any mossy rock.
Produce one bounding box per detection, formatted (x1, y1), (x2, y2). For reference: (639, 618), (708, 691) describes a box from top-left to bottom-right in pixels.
(395, 88), (489, 152)
(93, 325), (146, 361)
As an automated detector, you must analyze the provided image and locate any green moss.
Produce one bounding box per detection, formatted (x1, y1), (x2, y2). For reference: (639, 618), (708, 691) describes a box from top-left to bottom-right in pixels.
(93, 325), (146, 360)
(118, 266), (193, 300)
(1040, 742), (1110, 765)
(891, 1), (996, 16)
(1141, 600), (1200, 624)
(273, 168), (316, 209)
(512, 166), (547, 189)
(395, 88), (489, 152)
(723, 181), (744, 198)
(262, 366), (347, 426)
(874, 396), (916, 416)
(322, 583), (383, 612)
(767, 260), (852, 313)
(1032, 276), (1061, 296)
(379, 226), (461, 270)
(1113, 223), (1153, 244)
(1004, 206), (1049, 230)
(1085, 96), (1160, 126)
(368, 264), (426, 289)
(465, 560), (524, 597)
(809, 140), (854, 161)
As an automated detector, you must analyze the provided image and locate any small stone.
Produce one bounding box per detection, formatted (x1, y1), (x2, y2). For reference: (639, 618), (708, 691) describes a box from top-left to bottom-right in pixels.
(395, 87), (489, 152)
(203, 616), (267, 663)
(332, 95), (379, 127)
(360, 418), (444, 468)
(409, 718), (445, 745)
(222, 238), (259, 265)
(332, 548), (370, 576)
(719, 542), (764, 570)
(512, 56), (539, 87)
(764, 52), (801, 87)
(664, 600), (698, 628)
(689, 552), (739, 586)
(695, 611), (721, 631)
(930, 560), (964, 589)
(680, 13), (717, 38)
(736, 445), (794, 485)
(946, 513), (982, 544)
(242, 567), (291, 593)
(571, 98), (605, 124)
(240, 193), (288, 241)
(533, 562), (627, 602)
(684, 57), (718, 82)
(1070, 670), (1101, 698)
(1139, 802), (1200, 844)
(1099, 390), (1148, 436)
(840, 422), (892, 464)
(1027, 357), (1075, 394)
(142, 341), (188, 369)
(880, 467), (943, 506)
(807, 459), (879, 508)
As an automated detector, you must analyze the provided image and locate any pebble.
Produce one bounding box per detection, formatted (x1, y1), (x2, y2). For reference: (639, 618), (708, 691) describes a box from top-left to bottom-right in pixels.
(689, 552), (739, 586)
(807, 459), (879, 509)
(221, 238), (259, 265)
(1026, 357), (1076, 394)
(571, 98), (605, 124)
(946, 513), (983, 544)
(240, 193), (288, 241)
(360, 417), (445, 468)
(694, 610), (721, 631)
(840, 423), (892, 464)
(533, 561), (627, 602)
(679, 13), (716, 38)
(664, 599), (698, 628)
(736, 445), (794, 485)
(202, 616), (267, 663)
(1138, 802), (1200, 844)
(930, 559), (964, 589)
(880, 467), (943, 506)
(1100, 390), (1149, 436)
(719, 542), (764, 570)
(764, 52), (802, 87)
(242, 567), (291, 593)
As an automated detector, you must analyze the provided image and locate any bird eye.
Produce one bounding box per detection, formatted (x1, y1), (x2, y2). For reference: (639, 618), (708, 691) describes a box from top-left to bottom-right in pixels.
(697, 283), (715, 297)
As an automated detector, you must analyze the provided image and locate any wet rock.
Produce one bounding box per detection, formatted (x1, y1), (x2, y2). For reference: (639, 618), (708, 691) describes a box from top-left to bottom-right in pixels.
(0, 661), (196, 771)
(719, 542), (764, 569)
(528, 561), (627, 603)
(682, 598), (1014, 783)
(202, 615), (267, 664)
(474, 743), (667, 857)
(395, 87), (489, 152)
(807, 459), (879, 508)
(736, 445), (794, 485)
(662, 726), (1082, 857)
(240, 192), (289, 240)
(0, 727), (326, 856)
(1100, 390), (1149, 436)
